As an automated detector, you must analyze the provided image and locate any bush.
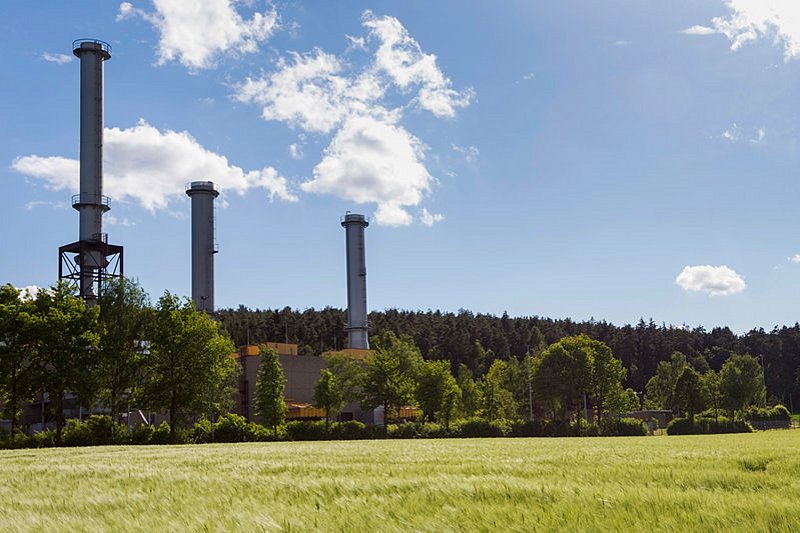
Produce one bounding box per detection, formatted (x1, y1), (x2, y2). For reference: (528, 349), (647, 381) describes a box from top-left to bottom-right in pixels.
(212, 414), (257, 443)
(330, 420), (377, 440)
(667, 417), (752, 435)
(150, 421), (172, 444)
(61, 419), (92, 447)
(130, 423), (154, 445)
(388, 422), (448, 439)
(285, 420), (330, 441)
(601, 418), (647, 437)
(191, 419), (212, 444)
(454, 418), (510, 438)
(744, 405), (791, 421)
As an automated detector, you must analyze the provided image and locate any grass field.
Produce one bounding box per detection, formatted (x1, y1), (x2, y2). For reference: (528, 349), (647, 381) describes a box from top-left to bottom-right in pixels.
(2, 431), (800, 531)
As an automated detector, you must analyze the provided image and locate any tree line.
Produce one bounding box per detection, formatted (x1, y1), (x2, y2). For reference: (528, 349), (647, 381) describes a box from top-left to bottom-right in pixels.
(219, 307), (800, 408)
(0, 281), (236, 441)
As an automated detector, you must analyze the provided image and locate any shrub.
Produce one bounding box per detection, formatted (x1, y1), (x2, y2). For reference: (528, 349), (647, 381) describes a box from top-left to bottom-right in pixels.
(330, 420), (376, 440)
(191, 419), (212, 444)
(285, 420), (330, 441)
(388, 422), (448, 439)
(130, 423), (154, 445)
(667, 417), (752, 435)
(454, 418), (510, 438)
(212, 414), (256, 443)
(601, 418), (647, 437)
(30, 430), (56, 448)
(150, 421), (172, 444)
(62, 419), (92, 447)
(744, 405), (791, 421)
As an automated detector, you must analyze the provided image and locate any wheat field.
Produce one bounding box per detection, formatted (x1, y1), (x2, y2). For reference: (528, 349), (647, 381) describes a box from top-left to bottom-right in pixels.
(1, 431), (799, 531)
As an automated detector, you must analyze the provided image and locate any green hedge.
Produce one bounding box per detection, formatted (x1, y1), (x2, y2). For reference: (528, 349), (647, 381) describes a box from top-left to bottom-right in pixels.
(667, 417), (752, 435)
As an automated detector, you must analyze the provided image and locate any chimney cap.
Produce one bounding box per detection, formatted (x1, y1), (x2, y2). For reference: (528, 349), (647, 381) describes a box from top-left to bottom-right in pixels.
(72, 39), (112, 60)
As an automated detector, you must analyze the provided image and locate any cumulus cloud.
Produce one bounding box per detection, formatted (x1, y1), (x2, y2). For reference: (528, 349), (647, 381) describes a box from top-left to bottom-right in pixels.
(789, 254), (800, 263)
(235, 49), (386, 133)
(14, 285), (44, 301)
(419, 208), (444, 227)
(42, 52), (73, 64)
(302, 115), (431, 226)
(682, 1), (800, 60)
(235, 12), (472, 226)
(675, 265), (746, 296)
(751, 127), (766, 143)
(362, 11), (473, 117)
(11, 119), (296, 211)
(117, 0), (278, 69)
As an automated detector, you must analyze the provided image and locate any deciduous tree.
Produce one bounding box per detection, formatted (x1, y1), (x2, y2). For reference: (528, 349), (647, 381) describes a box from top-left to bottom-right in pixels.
(255, 345), (286, 433)
(139, 292), (237, 439)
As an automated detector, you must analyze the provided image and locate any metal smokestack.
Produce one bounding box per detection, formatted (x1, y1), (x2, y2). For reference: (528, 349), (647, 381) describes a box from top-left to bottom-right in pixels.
(186, 181), (219, 313)
(59, 39), (123, 304)
(341, 213), (369, 349)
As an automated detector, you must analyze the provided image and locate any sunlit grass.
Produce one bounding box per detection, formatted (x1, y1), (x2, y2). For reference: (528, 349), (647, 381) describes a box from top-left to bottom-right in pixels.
(2, 431), (800, 531)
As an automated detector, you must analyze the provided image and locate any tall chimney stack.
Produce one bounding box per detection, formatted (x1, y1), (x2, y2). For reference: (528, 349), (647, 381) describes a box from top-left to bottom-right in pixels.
(341, 213), (370, 349)
(59, 39), (123, 304)
(186, 181), (219, 313)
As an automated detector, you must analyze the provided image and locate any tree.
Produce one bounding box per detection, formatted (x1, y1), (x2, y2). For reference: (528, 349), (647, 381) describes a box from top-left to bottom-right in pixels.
(589, 339), (627, 420)
(0, 285), (38, 435)
(482, 360), (517, 421)
(643, 352), (688, 410)
(323, 351), (366, 404)
(360, 332), (422, 427)
(455, 364), (481, 419)
(702, 370), (722, 421)
(31, 282), (101, 442)
(415, 360), (459, 426)
(719, 354), (765, 418)
(255, 345), (287, 432)
(313, 369), (343, 428)
(673, 366), (706, 420)
(139, 292), (237, 440)
(97, 277), (150, 421)
(532, 336), (592, 422)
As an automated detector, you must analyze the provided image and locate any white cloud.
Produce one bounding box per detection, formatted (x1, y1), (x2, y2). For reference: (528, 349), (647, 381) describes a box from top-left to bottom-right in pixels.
(106, 214), (136, 227)
(420, 208), (444, 227)
(612, 40), (632, 46)
(302, 115), (432, 226)
(235, 11), (471, 226)
(235, 49), (386, 133)
(42, 52), (73, 64)
(675, 265), (746, 296)
(751, 127), (766, 143)
(682, 1), (800, 60)
(452, 144), (479, 164)
(681, 25), (718, 36)
(722, 123), (743, 142)
(362, 11), (473, 117)
(789, 254), (800, 263)
(24, 200), (68, 210)
(117, 0), (278, 69)
(11, 119), (296, 211)
(289, 143), (304, 160)
(14, 285), (44, 301)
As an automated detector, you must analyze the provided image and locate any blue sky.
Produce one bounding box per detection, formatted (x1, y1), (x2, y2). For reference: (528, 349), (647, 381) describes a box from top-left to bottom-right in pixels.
(3, 1), (800, 333)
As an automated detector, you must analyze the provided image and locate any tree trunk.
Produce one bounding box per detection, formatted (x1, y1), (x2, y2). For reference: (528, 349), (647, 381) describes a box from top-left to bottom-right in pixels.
(54, 391), (64, 445)
(9, 364), (18, 436)
(169, 389), (177, 442)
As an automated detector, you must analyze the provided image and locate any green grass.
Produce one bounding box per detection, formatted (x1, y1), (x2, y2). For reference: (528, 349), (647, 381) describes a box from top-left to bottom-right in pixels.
(2, 431), (800, 531)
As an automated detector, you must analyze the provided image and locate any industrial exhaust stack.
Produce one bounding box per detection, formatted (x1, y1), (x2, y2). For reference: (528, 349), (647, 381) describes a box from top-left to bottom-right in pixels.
(341, 213), (370, 349)
(186, 181), (219, 313)
(59, 39), (123, 304)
